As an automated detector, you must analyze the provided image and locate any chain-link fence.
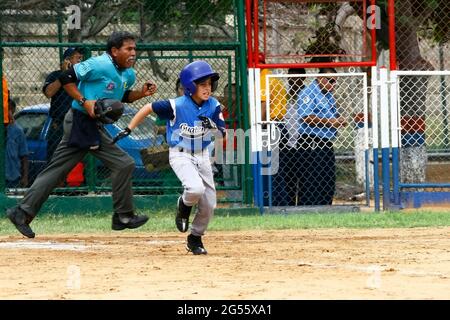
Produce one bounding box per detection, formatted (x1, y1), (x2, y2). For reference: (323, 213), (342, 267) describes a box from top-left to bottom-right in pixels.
(2, 46), (244, 199)
(256, 0), (375, 65)
(0, 0), (238, 44)
(1, 0), (248, 203)
(394, 0), (449, 71)
(263, 72), (369, 206)
(396, 72), (450, 188)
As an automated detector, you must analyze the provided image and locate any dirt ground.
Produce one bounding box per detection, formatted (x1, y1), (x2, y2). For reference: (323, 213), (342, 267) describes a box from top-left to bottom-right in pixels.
(0, 228), (449, 300)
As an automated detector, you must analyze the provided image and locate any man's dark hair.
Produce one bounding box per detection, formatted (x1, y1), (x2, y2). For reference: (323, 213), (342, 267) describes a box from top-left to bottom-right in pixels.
(107, 31), (136, 53)
(319, 67), (337, 74)
(288, 68), (306, 75)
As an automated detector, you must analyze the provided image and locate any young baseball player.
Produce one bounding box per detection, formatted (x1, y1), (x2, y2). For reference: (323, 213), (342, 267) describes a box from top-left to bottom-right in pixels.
(114, 60), (226, 255)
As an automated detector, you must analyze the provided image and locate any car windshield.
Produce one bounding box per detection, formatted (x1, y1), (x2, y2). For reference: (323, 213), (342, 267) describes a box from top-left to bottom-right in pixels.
(14, 113), (48, 140)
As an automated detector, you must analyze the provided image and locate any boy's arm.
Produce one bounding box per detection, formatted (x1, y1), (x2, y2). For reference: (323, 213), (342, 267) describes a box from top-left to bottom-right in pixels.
(211, 105), (227, 139)
(128, 103), (154, 130)
(113, 103), (154, 143)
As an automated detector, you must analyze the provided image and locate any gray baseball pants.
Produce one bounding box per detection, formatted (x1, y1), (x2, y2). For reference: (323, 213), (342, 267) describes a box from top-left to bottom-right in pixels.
(169, 147), (216, 237)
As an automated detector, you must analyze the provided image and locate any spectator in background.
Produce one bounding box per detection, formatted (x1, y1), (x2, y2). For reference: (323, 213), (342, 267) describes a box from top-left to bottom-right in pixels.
(43, 47), (84, 162)
(217, 83), (242, 200)
(272, 68), (306, 206)
(5, 98), (29, 188)
(155, 78), (184, 135)
(175, 77), (184, 97)
(295, 67), (347, 205)
(259, 53), (287, 122)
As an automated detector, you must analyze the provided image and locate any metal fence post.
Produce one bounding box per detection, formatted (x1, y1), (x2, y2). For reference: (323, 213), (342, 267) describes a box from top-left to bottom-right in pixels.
(380, 67), (391, 210)
(371, 67), (381, 211)
(237, 0), (252, 205)
(0, 48), (4, 194)
(390, 71), (400, 206)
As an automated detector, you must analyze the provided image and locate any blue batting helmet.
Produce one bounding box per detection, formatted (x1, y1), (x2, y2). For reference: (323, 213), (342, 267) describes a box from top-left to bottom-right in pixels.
(179, 61), (220, 96)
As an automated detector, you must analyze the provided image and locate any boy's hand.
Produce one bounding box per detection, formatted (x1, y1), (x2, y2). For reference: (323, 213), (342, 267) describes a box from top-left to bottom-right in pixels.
(198, 116), (217, 130)
(113, 127), (132, 143)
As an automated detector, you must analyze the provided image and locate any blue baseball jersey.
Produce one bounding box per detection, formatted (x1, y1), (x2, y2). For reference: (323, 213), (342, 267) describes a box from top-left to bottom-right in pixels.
(152, 95), (225, 151)
(72, 53), (135, 113)
(296, 80), (339, 139)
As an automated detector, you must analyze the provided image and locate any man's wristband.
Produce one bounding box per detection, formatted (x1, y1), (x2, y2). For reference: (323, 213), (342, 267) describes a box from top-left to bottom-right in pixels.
(78, 97), (87, 107)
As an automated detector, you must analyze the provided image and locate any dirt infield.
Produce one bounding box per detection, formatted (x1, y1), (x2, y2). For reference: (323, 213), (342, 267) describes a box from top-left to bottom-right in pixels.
(0, 228), (449, 300)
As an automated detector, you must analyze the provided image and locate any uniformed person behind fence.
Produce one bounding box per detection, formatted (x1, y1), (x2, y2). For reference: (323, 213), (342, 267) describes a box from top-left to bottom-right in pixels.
(272, 68), (306, 206)
(6, 31), (157, 238)
(295, 68), (347, 205)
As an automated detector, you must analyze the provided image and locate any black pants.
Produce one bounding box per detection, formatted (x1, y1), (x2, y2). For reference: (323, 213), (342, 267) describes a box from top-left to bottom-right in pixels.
(273, 135), (336, 206)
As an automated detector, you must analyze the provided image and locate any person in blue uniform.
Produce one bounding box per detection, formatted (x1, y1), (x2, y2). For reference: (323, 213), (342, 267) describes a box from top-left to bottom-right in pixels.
(296, 68), (347, 205)
(114, 60), (226, 255)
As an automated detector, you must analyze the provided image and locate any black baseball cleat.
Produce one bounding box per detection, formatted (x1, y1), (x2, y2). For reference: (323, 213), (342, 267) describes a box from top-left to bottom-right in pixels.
(6, 206), (35, 238)
(176, 196), (192, 233)
(186, 234), (207, 255)
(112, 212), (149, 231)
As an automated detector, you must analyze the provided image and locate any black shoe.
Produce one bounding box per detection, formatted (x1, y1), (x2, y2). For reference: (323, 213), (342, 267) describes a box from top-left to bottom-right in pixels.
(6, 206), (35, 238)
(186, 234), (207, 255)
(176, 196), (192, 233)
(112, 212), (149, 231)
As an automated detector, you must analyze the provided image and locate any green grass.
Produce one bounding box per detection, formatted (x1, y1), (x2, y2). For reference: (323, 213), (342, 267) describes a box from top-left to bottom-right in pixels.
(1, 210), (449, 236)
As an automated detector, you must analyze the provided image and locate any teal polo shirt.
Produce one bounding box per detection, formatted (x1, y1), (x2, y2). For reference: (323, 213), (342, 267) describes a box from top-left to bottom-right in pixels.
(72, 53), (136, 113)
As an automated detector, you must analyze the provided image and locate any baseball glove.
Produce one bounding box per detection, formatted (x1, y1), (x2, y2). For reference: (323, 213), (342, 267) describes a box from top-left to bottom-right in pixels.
(140, 144), (170, 171)
(94, 98), (124, 124)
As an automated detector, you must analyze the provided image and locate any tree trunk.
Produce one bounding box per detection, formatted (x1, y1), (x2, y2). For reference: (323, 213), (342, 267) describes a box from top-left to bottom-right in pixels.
(396, 0), (434, 184)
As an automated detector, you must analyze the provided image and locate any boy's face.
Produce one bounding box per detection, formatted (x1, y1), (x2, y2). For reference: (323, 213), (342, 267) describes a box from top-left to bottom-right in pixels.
(193, 78), (212, 101)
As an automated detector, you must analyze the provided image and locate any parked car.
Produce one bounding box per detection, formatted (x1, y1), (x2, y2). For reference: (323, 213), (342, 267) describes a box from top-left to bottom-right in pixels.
(14, 103), (167, 187)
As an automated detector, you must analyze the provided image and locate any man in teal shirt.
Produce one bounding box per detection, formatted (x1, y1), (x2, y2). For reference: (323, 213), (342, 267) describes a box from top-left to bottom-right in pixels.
(7, 31), (157, 238)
